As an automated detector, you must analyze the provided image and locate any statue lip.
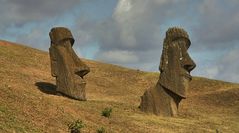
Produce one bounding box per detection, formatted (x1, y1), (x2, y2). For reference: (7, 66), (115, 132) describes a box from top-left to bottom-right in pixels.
(80, 80), (86, 85)
(184, 74), (192, 80)
(181, 69), (192, 80)
(74, 76), (86, 85)
(181, 71), (192, 80)
(77, 81), (86, 86)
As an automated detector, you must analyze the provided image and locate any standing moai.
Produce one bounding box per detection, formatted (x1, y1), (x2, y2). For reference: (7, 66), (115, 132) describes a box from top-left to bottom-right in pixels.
(49, 27), (90, 101)
(139, 27), (196, 116)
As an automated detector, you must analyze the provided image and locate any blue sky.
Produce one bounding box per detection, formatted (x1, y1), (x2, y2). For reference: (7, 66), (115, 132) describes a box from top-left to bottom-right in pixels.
(1, 0), (239, 83)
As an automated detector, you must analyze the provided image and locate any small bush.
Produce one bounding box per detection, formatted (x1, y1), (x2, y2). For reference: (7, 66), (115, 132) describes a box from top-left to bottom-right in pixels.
(97, 127), (106, 133)
(67, 119), (85, 133)
(101, 107), (112, 118)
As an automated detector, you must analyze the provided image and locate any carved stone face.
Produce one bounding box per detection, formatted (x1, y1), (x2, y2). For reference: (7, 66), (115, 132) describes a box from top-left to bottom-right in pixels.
(49, 27), (90, 100)
(159, 28), (196, 98)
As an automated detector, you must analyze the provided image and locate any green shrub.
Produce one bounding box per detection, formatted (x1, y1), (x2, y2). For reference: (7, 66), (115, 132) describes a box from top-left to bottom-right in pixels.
(67, 119), (85, 133)
(97, 127), (106, 133)
(101, 107), (112, 118)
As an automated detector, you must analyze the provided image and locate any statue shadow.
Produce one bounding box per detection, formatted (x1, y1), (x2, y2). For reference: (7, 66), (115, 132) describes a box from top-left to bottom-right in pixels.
(35, 82), (82, 100)
(35, 82), (57, 95)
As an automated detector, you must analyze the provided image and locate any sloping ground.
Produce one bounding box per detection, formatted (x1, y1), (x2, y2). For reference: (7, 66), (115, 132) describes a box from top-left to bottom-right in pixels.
(0, 40), (239, 133)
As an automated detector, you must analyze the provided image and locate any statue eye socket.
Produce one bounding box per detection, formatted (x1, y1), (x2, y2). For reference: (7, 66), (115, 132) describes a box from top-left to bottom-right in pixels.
(61, 41), (68, 47)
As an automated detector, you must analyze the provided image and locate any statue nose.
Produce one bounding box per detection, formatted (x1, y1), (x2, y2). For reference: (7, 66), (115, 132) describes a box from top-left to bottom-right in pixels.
(75, 67), (90, 78)
(182, 55), (196, 73)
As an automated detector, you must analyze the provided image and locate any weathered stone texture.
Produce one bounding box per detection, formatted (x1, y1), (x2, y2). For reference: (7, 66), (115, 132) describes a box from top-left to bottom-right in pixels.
(140, 27), (196, 116)
(49, 27), (90, 100)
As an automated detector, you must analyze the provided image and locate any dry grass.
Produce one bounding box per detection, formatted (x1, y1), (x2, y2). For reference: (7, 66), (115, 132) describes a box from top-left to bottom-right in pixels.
(0, 40), (239, 133)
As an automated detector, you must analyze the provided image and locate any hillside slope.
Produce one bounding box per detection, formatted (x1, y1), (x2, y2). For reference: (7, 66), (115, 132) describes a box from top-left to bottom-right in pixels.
(0, 40), (239, 133)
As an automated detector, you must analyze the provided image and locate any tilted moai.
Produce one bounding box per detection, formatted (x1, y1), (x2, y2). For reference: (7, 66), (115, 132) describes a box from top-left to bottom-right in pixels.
(49, 27), (90, 101)
(140, 27), (196, 116)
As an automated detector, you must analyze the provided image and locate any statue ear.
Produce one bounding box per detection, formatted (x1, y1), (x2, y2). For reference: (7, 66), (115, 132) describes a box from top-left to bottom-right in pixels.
(159, 55), (165, 72)
(159, 40), (168, 72)
(49, 46), (58, 77)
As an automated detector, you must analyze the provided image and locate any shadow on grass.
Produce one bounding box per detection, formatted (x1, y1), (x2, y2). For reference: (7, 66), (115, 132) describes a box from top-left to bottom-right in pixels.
(35, 82), (57, 95)
(35, 82), (84, 101)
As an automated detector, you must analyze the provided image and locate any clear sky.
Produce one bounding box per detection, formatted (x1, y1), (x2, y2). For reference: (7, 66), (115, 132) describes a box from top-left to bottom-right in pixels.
(1, 0), (239, 83)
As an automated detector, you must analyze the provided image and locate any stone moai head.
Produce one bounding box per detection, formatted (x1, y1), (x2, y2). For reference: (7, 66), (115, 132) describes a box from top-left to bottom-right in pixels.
(49, 27), (90, 100)
(159, 27), (196, 98)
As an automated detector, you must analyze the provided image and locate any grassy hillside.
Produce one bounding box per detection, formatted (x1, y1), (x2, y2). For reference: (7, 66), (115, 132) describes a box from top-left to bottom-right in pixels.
(0, 40), (239, 133)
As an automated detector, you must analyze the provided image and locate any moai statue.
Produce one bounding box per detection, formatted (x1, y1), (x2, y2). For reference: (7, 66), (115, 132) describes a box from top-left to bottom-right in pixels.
(140, 27), (196, 116)
(49, 27), (90, 101)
